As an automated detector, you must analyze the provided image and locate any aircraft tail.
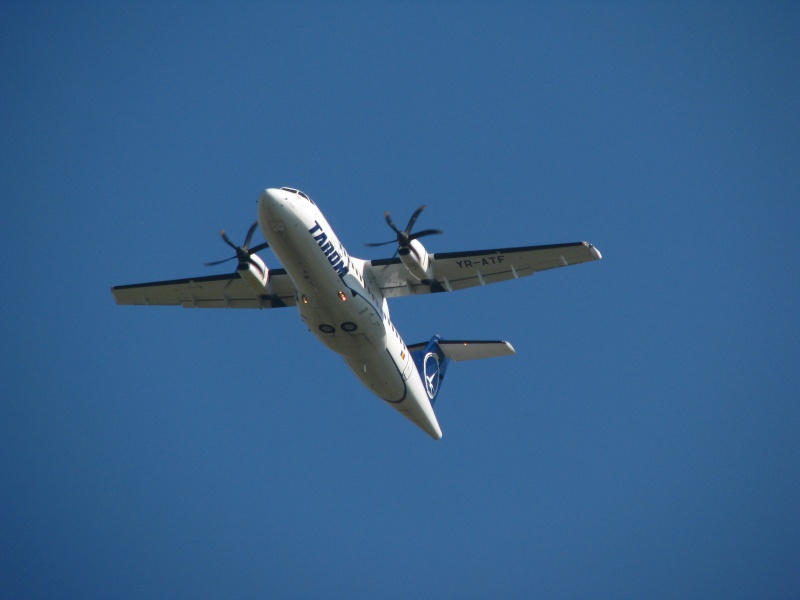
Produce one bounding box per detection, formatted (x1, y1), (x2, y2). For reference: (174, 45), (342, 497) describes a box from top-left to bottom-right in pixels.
(408, 335), (516, 405)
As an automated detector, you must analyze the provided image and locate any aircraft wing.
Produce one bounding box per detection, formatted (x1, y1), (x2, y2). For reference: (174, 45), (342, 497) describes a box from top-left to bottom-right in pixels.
(368, 242), (602, 298)
(111, 269), (298, 308)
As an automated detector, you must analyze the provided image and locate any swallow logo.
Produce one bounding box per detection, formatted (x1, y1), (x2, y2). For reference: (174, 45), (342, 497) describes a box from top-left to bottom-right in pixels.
(423, 352), (441, 399)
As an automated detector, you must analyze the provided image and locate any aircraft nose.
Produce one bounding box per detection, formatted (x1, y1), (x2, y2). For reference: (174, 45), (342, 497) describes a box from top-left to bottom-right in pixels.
(259, 188), (283, 211)
(259, 188), (289, 223)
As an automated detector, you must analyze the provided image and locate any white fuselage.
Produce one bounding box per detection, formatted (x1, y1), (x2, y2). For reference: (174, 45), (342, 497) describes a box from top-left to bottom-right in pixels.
(258, 188), (442, 439)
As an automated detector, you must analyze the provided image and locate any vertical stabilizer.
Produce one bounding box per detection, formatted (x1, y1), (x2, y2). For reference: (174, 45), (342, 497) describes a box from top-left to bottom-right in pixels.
(409, 335), (451, 406)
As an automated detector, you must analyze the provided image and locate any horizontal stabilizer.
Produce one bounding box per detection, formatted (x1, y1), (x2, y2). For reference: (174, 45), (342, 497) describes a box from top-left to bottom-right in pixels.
(407, 339), (515, 362)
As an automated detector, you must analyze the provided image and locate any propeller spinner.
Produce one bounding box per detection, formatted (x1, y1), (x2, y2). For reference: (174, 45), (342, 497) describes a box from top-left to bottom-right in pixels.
(205, 221), (269, 269)
(366, 205), (443, 252)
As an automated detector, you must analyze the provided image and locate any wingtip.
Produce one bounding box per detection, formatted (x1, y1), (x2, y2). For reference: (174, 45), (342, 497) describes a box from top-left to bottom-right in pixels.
(584, 242), (602, 260)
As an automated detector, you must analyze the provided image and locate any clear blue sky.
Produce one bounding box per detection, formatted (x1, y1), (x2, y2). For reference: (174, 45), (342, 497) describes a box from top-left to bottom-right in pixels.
(2, 2), (799, 598)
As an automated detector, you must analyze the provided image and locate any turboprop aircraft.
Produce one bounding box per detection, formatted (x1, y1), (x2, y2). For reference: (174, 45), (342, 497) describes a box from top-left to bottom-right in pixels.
(112, 187), (602, 439)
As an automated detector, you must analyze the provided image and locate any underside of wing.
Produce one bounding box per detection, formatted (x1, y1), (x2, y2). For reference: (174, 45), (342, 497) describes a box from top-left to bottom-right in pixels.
(111, 269), (298, 309)
(368, 242), (602, 298)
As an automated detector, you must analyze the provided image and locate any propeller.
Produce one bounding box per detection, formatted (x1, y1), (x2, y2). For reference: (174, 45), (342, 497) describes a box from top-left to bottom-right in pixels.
(205, 221), (269, 268)
(366, 205), (443, 251)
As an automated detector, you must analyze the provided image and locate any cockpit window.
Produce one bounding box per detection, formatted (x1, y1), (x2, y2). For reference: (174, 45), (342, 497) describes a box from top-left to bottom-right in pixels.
(280, 187), (315, 205)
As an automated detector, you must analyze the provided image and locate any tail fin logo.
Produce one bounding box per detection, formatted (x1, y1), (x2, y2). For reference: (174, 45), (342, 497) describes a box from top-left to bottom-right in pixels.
(411, 335), (450, 404)
(423, 352), (441, 399)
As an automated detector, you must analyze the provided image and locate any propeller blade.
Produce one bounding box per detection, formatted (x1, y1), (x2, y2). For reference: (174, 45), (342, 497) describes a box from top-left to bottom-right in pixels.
(249, 241), (269, 253)
(365, 239), (397, 247)
(409, 228), (443, 241)
(208, 223), (267, 269)
(243, 221), (259, 249)
(405, 205), (426, 234)
(368, 204), (442, 254)
(220, 230), (238, 251)
(384, 212), (401, 234)
(204, 256), (237, 267)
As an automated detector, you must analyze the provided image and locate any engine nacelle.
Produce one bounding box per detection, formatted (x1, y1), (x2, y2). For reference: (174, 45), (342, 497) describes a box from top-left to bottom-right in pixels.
(237, 253), (271, 295)
(399, 239), (433, 282)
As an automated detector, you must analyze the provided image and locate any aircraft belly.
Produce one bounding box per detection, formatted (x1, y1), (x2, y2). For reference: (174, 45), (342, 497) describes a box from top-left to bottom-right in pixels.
(299, 292), (386, 356)
(344, 345), (442, 440)
(344, 352), (406, 403)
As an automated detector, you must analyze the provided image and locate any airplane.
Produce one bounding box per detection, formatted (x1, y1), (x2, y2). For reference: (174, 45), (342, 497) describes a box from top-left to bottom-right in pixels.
(112, 187), (602, 439)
